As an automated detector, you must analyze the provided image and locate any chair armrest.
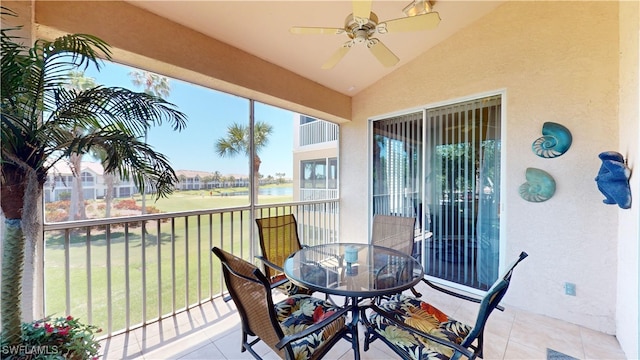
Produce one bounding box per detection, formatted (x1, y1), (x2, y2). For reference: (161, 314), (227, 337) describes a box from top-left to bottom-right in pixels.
(421, 278), (504, 311)
(275, 306), (350, 349)
(367, 303), (475, 359)
(255, 255), (284, 273)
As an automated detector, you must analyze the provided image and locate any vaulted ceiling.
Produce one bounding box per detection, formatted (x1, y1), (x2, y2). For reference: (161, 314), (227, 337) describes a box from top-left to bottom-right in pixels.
(125, 1), (504, 96)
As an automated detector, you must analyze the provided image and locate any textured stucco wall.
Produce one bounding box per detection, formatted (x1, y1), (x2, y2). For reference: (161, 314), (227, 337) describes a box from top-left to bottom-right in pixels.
(616, 1), (639, 358)
(345, 1), (621, 333)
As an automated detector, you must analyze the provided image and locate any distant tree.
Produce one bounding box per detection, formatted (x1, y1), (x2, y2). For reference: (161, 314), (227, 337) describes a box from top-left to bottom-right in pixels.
(215, 122), (273, 200)
(129, 70), (172, 213)
(90, 147), (115, 217)
(65, 71), (98, 220)
(212, 171), (222, 187)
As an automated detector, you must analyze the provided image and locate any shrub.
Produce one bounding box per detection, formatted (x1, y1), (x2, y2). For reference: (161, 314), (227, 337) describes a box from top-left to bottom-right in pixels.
(113, 199), (140, 211)
(1, 315), (101, 360)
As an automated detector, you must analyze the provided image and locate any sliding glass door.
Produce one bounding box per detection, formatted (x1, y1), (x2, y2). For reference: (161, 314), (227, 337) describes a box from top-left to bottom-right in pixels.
(371, 94), (502, 291)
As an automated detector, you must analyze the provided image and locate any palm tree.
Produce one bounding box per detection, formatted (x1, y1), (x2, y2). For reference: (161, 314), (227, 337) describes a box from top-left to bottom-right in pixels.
(0, 9), (187, 345)
(66, 70), (98, 220)
(90, 146), (116, 217)
(215, 121), (273, 200)
(129, 70), (171, 214)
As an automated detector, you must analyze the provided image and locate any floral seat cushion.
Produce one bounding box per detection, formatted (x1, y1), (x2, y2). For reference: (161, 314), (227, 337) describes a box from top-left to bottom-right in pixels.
(368, 294), (472, 360)
(271, 273), (314, 296)
(274, 295), (346, 360)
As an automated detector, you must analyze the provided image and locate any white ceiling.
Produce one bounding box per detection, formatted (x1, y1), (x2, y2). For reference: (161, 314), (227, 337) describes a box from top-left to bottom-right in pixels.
(125, 1), (503, 96)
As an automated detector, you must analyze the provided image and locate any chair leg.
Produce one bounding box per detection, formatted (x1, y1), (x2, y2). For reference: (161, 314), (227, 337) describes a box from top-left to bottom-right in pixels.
(241, 332), (247, 353)
(477, 332), (484, 358)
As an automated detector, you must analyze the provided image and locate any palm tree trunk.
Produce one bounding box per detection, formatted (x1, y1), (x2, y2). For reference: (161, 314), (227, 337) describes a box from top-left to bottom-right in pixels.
(253, 155), (262, 202)
(104, 172), (115, 217)
(1, 168), (44, 345)
(1, 219), (25, 345)
(69, 153), (86, 220)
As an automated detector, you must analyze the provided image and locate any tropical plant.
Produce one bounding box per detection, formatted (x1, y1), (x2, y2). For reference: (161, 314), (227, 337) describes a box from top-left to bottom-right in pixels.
(215, 121), (273, 199)
(1, 315), (102, 359)
(0, 8), (187, 345)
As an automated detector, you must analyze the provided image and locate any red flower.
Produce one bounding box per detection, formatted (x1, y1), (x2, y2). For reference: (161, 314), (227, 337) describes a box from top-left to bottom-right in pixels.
(66, 315), (73, 321)
(44, 323), (54, 333)
(58, 326), (70, 336)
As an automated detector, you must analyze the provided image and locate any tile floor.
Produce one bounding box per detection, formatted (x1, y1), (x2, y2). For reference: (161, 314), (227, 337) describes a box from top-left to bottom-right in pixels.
(98, 281), (627, 359)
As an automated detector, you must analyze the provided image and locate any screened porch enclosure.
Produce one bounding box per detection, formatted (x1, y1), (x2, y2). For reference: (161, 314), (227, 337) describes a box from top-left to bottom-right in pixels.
(371, 95), (502, 291)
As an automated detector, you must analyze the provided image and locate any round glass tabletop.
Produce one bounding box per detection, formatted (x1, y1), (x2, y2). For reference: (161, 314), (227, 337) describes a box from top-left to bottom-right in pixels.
(284, 242), (424, 298)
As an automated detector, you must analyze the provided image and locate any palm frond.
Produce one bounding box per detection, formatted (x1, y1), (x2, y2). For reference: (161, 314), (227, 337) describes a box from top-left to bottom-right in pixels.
(52, 86), (187, 132)
(69, 128), (178, 199)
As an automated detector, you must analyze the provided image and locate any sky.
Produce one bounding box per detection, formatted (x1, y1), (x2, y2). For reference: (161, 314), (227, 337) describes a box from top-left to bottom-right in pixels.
(83, 60), (295, 179)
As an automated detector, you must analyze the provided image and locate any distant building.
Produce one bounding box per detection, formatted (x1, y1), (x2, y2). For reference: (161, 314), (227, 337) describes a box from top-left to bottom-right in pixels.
(293, 115), (339, 201)
(44, 161), (138, 202)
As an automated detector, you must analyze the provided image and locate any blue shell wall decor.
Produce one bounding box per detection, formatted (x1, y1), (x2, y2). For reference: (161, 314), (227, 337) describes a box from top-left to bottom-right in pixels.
(532, 122), (573, 158)
(519, 168), (556, 202)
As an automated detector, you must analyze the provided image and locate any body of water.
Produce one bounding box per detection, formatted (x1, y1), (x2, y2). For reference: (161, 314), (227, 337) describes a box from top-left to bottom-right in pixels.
(223, 187), (293, 196)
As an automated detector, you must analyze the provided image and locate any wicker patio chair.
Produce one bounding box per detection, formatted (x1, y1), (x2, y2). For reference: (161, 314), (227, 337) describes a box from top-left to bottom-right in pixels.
(213, 247), (350, 360)
(371, 214), (422, 298)
(363, 251), (528, 360)
(256, 214), (313, 296)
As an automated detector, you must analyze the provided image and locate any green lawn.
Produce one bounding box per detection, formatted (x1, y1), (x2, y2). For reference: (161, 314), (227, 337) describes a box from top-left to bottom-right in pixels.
(44, 189), (293, 333)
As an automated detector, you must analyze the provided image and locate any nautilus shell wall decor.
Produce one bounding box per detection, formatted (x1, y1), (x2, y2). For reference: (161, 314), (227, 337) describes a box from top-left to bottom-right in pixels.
(519, 168), (556, 202)
(532, 122), (573, 158)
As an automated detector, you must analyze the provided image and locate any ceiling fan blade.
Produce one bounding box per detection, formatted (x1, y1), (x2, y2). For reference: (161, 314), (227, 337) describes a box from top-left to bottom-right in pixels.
(378, 12), (441, 33)
(367, 39), (399, 67)
(290, 26), (345, 35)
(322, 42), (353, 69)
(352, 0), (372, 24)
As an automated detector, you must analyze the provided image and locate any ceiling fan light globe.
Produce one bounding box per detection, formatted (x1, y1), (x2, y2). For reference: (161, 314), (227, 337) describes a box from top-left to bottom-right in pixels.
(403, 0), (432, 17)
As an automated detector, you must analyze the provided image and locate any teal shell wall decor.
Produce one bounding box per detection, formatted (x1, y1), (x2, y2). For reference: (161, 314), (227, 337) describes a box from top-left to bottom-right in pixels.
(532, 122), (572, 158)
(519, 168), (556, 202)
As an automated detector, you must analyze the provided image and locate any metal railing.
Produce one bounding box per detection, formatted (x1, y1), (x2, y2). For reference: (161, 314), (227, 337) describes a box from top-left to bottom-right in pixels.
(299, 120), (339, 146)
(299, 188), (338, 201)
(43, 199), (339, 338)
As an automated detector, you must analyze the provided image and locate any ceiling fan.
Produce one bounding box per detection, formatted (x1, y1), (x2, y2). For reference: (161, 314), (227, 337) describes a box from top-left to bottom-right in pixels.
(290, 0), (441, 69)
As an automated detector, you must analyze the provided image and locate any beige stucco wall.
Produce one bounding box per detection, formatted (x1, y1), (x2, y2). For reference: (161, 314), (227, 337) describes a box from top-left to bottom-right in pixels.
(617, 1), (639, 358)
(345, 1), (621, 334)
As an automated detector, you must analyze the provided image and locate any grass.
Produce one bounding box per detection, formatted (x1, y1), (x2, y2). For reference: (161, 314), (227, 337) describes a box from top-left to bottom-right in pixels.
(44, 188), (293, 334)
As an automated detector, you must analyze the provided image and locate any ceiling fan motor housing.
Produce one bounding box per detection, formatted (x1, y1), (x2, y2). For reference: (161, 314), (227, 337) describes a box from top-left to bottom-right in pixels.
(345, 12), (378, 42)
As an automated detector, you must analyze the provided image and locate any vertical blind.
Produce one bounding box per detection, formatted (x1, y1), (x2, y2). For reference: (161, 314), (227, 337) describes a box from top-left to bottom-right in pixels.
(372, 95), (501, 290)
(372, 112), (423, 218)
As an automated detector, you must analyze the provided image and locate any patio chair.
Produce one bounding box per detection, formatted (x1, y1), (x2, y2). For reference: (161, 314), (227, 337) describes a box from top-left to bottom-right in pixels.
(212, 247), (350, 360)
(371, 214), (422, 298)
(255, 214), (314, 296)
(363, 251), (528, 360)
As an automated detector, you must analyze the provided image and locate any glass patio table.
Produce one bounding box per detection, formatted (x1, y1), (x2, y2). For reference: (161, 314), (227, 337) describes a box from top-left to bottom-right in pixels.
(283, 242), (424, 359)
